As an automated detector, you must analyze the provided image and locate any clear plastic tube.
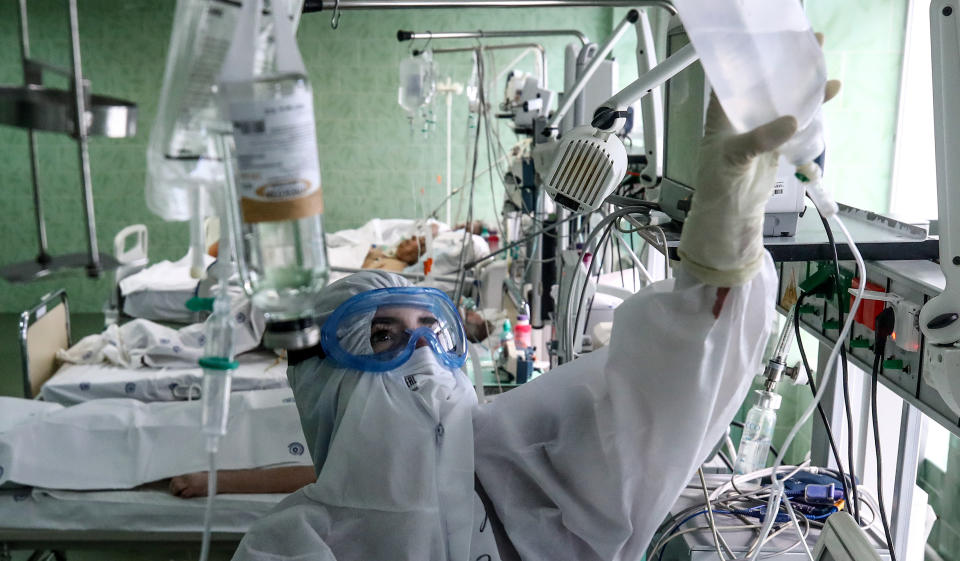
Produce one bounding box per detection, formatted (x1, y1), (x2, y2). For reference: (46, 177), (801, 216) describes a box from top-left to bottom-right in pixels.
(189, 186), (208, 279)
(201, 369), (233, 448)
(199, 451), (218, 561)
(781, 494), (815, 561)
(772, 306), (796, 362)
(198, 279), (236, 561)
(198, 163), (239, 561)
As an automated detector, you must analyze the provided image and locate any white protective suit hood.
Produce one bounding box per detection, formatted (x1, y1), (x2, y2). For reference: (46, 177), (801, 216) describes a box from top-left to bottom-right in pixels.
(234, 271), (496, 561)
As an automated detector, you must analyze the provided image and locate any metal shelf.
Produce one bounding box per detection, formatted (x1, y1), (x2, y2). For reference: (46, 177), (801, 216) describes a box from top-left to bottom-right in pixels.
(659, 204), (939, 263)
(0, 86), (136, 138)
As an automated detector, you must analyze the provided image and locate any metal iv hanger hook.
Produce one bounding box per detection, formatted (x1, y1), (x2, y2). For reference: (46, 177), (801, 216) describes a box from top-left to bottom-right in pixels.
(330, 0), (341, 29)
(411, 31), (433, 56)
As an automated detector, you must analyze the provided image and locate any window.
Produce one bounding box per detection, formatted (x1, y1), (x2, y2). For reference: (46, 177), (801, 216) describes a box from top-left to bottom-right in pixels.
(890, 0), (938, 223)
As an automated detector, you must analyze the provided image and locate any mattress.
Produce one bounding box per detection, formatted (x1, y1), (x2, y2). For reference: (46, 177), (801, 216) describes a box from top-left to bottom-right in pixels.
(0, 486), (283, 536)
(42, 351), (288, 405)
(0, 388), (312, 490)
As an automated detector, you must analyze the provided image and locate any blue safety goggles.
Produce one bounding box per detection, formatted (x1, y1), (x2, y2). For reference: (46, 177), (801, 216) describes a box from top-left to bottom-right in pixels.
(320, 287), (468, 372)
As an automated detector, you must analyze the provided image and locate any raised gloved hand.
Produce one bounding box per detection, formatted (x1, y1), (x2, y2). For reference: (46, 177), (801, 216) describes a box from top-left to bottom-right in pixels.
(679, 36), (841, 287)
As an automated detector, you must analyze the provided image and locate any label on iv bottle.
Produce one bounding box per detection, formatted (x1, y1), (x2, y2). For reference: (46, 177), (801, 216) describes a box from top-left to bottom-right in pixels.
(229, 88), (324, 223)
(165, 4), (238, 160)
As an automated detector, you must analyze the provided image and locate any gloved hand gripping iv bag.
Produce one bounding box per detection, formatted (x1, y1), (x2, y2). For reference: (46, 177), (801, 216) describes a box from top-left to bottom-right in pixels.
(672, 0), (831, 209)
(218, 0), (329, 349)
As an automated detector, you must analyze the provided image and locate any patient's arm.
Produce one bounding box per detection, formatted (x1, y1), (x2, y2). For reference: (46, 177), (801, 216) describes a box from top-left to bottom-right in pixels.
(169, 466), (316, 498)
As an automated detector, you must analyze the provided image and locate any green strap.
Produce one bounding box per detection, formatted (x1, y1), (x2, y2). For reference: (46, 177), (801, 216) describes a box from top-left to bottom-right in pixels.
(199, 356), (239, 371)
(186, 297), (215, 312)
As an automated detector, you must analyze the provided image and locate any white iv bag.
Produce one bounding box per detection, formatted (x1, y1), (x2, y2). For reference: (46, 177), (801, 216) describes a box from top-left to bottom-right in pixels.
(398, 50), (437, 118)
(145, 0), (304, 222)
(672, 0), (827, 164)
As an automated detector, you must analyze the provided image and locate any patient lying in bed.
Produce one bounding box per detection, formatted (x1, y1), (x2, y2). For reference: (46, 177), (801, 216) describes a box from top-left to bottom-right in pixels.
(326, 218), (490, 281)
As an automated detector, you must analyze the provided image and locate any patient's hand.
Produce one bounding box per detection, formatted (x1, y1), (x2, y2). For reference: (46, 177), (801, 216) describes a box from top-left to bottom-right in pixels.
(169, 472), (208, 498)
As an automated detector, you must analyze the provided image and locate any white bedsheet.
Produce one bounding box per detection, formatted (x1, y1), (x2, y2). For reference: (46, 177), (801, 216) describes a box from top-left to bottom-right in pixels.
(325, 218), (490, 285)
(42, 351), (288, 405)
(0, 487), (282, 534)
(119, 251), (214, 323)
(326, 218), (448, 249)
(119, 252), (213, 296)
(0, 388), (311, 490)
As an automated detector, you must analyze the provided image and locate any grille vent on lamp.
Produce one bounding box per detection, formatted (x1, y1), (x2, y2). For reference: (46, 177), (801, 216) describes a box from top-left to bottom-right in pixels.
(544, 125), (628, 213)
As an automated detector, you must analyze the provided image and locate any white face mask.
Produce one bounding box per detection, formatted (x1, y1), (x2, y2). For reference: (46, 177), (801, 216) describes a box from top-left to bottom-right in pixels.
(392, 346), (467, 404)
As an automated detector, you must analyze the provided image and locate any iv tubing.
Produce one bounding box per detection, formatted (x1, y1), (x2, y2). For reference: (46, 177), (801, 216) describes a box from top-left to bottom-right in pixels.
(198, 136), (241, 561)
(199, 451), (217, 561)
(615, 232), (655, 285)
(781, 493), (815, 561)
(747, 205), (866, 561)
(445, 87), (454, 224)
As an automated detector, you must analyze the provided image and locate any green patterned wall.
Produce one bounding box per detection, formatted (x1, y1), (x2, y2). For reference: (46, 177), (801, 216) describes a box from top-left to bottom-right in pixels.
(0, 1), (182, 313)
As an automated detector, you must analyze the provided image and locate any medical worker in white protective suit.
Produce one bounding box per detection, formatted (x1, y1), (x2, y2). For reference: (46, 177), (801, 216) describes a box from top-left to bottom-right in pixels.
(233, 78), (841, 561)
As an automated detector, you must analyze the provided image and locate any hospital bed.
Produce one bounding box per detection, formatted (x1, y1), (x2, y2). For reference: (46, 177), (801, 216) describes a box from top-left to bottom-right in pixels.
(326, 218), (490, 280)
(41, 350), (287, 405)
(0, 487), (283, 554)
(0, 385), (309, 556)
(104, 225), (212, 326)
(117, 252), (211, 325)
(114, 218), (489, 325)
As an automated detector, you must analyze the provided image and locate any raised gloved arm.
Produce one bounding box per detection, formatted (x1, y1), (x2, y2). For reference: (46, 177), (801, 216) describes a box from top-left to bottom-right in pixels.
(679, 54), (841, 287)
(474, 38), (842, 561)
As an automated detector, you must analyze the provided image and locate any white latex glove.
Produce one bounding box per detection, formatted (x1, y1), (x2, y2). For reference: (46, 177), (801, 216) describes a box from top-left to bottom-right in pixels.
(677, 97), (798, 287)
(679, 34), (841, 287)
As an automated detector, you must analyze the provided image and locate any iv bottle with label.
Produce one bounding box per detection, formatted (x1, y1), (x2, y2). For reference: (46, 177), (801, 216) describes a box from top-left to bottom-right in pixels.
(219, 0), (328, 349)
(733, 390), (782, 475)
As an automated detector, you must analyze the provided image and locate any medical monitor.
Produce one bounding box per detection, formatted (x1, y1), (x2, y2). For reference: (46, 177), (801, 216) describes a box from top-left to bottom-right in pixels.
(659, 22), (708, 223)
